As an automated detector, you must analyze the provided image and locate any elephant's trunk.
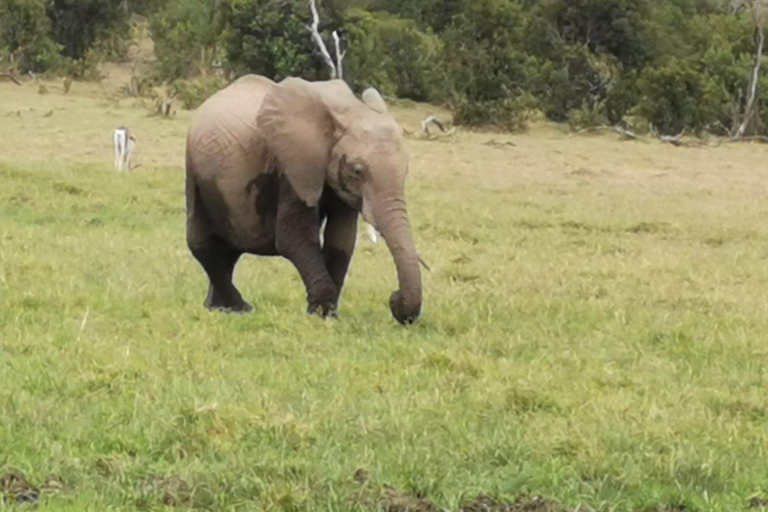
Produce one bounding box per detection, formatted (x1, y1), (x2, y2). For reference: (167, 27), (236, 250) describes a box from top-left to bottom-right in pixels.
(371, 197), (422, 324)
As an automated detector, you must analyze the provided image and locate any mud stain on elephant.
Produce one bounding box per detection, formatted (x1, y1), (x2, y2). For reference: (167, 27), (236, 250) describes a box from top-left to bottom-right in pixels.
(249, 171), (279, 226)
(243, 171), (279, 254)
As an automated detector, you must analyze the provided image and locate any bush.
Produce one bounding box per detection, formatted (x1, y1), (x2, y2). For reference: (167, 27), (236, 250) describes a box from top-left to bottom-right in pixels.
(225, 0), (323, 81)
(529, 0), (653, 69)
(441, 0), (538, 130)
(532, 46), (624, 123)
(344, 10), (441, 101)
(368, 0), (463, 33)
(636, 58), (726, 135)
(567, 103), (608, 131)
(46, 0), (129, 61)
(452, 93), (536, 131)
(0, 0), (63, 72)
(149, 0), (228, 80)
(173, 76), (226, 109)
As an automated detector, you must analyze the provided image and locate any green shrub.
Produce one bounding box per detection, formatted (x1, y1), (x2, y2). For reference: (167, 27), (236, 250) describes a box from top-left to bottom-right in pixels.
(46, 0), (129, 61)
(528, 0), (653, 69)
(173, 76), (227, 109)
(0, 0), (63, 72)
(636, 58), (726, 135)
(149, 0), (228, 80)
(532, 46), (624, 123)
(567, 103), (608, 131)
(441, 0), (538, 130)
(225, 0), (323, 81)
(452, 93), (536, 132)
(344, 10), (441, 101)
(368, 0), (463, 33)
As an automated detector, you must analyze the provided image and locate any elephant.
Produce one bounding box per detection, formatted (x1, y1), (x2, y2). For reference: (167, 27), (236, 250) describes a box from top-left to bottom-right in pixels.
(185, 74), (422, 324)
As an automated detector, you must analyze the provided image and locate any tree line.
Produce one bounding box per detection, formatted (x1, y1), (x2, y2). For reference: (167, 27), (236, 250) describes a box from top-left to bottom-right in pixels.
(2, 0), (767, 136)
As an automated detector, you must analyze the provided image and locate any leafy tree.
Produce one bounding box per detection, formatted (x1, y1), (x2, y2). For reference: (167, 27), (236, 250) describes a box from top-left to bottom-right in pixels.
(225, 0), (324, 81)
(368, 0), (463, 32)
(150, 0), (229, 80)
(636, 58), (726, 134)
(530, 0), (653, 69)
(126, 0), (168, 15)
(0, 0), (62, 72)
(344, 9), (440, 100)
(522, 0), (655, 123)
(532, 45), (621, 122)
(441, 0), (538, 129)
(46, 0), (128, 60)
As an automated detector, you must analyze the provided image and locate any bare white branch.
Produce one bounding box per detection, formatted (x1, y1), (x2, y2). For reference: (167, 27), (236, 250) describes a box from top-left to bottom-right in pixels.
(333, 30), (344, 79)
(420, 115), (446, 135)
(659, 133), (684, 147)
(736, 24), (764, 138)
(308, 0), (337, 78)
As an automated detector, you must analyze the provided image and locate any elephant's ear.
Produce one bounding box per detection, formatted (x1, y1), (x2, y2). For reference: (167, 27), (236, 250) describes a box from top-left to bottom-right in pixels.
(362, 88), (388, 113)
(257, 78), (336, 206)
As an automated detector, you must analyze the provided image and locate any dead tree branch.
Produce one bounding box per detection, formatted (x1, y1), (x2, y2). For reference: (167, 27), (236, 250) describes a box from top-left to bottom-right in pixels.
(610, 124), (638, 140)
(0, 72), (22, 86)
(730, 134), (768, 143)
(309, 0), (337, 78)
(659, 133), (684, 147)
(483, 139), (516, 148)
(332, 30), (345, 79)
(736, 24), (765, 138)
(420, 115), (446, 135)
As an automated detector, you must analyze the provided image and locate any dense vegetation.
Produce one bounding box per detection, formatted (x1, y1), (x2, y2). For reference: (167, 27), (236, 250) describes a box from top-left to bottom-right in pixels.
(2, 0), (768, 135)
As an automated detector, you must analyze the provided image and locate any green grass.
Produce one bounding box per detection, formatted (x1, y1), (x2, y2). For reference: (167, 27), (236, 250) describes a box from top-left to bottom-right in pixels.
(3, 81), (768, 511)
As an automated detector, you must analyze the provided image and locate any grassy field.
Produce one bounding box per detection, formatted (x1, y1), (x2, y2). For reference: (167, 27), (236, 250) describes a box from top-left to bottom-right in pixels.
(2, 76), (768, 512)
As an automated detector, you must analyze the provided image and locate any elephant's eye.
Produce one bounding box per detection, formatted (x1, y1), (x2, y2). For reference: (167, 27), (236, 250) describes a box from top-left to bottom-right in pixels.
(350, 162), (366, 178)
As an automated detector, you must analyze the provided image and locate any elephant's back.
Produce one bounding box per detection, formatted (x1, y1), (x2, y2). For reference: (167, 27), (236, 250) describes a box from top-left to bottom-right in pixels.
(187, 74), (277, 172)
(189, 75), (275, 142)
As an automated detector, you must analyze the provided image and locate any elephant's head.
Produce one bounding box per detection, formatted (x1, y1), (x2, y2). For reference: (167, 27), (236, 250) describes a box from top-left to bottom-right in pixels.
(257, 77), (421, 324)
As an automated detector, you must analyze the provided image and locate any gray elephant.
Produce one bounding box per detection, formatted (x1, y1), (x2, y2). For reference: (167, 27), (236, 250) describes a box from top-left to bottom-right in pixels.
(185, 74), (422, 324)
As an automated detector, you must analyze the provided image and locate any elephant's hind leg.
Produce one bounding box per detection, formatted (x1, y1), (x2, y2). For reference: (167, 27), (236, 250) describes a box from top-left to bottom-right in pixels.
(191, 236), (253, 314)
(187, 168), (252, 314)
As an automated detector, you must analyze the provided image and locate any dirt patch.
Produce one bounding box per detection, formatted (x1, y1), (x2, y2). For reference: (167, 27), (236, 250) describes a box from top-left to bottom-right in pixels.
(349, 471), (573, 512)
(135, 475), (214, 509)
(381, 486), (444, 512)
(350, 484), (441, 512)
(348, 472), (697, 512)
(138, 475), (193, 507)
(0, 469), (39, 505)
(460, 493), (569, 512)
(0, 469), (74, 506)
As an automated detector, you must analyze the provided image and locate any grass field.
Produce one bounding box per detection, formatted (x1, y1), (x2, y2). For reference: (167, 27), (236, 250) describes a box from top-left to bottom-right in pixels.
(2, 76), (768, 512)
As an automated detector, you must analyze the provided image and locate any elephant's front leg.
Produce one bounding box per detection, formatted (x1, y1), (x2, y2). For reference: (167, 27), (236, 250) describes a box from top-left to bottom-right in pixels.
(321, 191), (358, 302)
(276, 176), (338, 318)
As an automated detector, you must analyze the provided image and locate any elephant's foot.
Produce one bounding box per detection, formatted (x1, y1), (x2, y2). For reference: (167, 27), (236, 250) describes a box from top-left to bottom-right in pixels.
(206, 300), (254, 315)
(204, 285), (254, 314)
(305, 281), (339, 319)
(307, 301), (338, 319)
